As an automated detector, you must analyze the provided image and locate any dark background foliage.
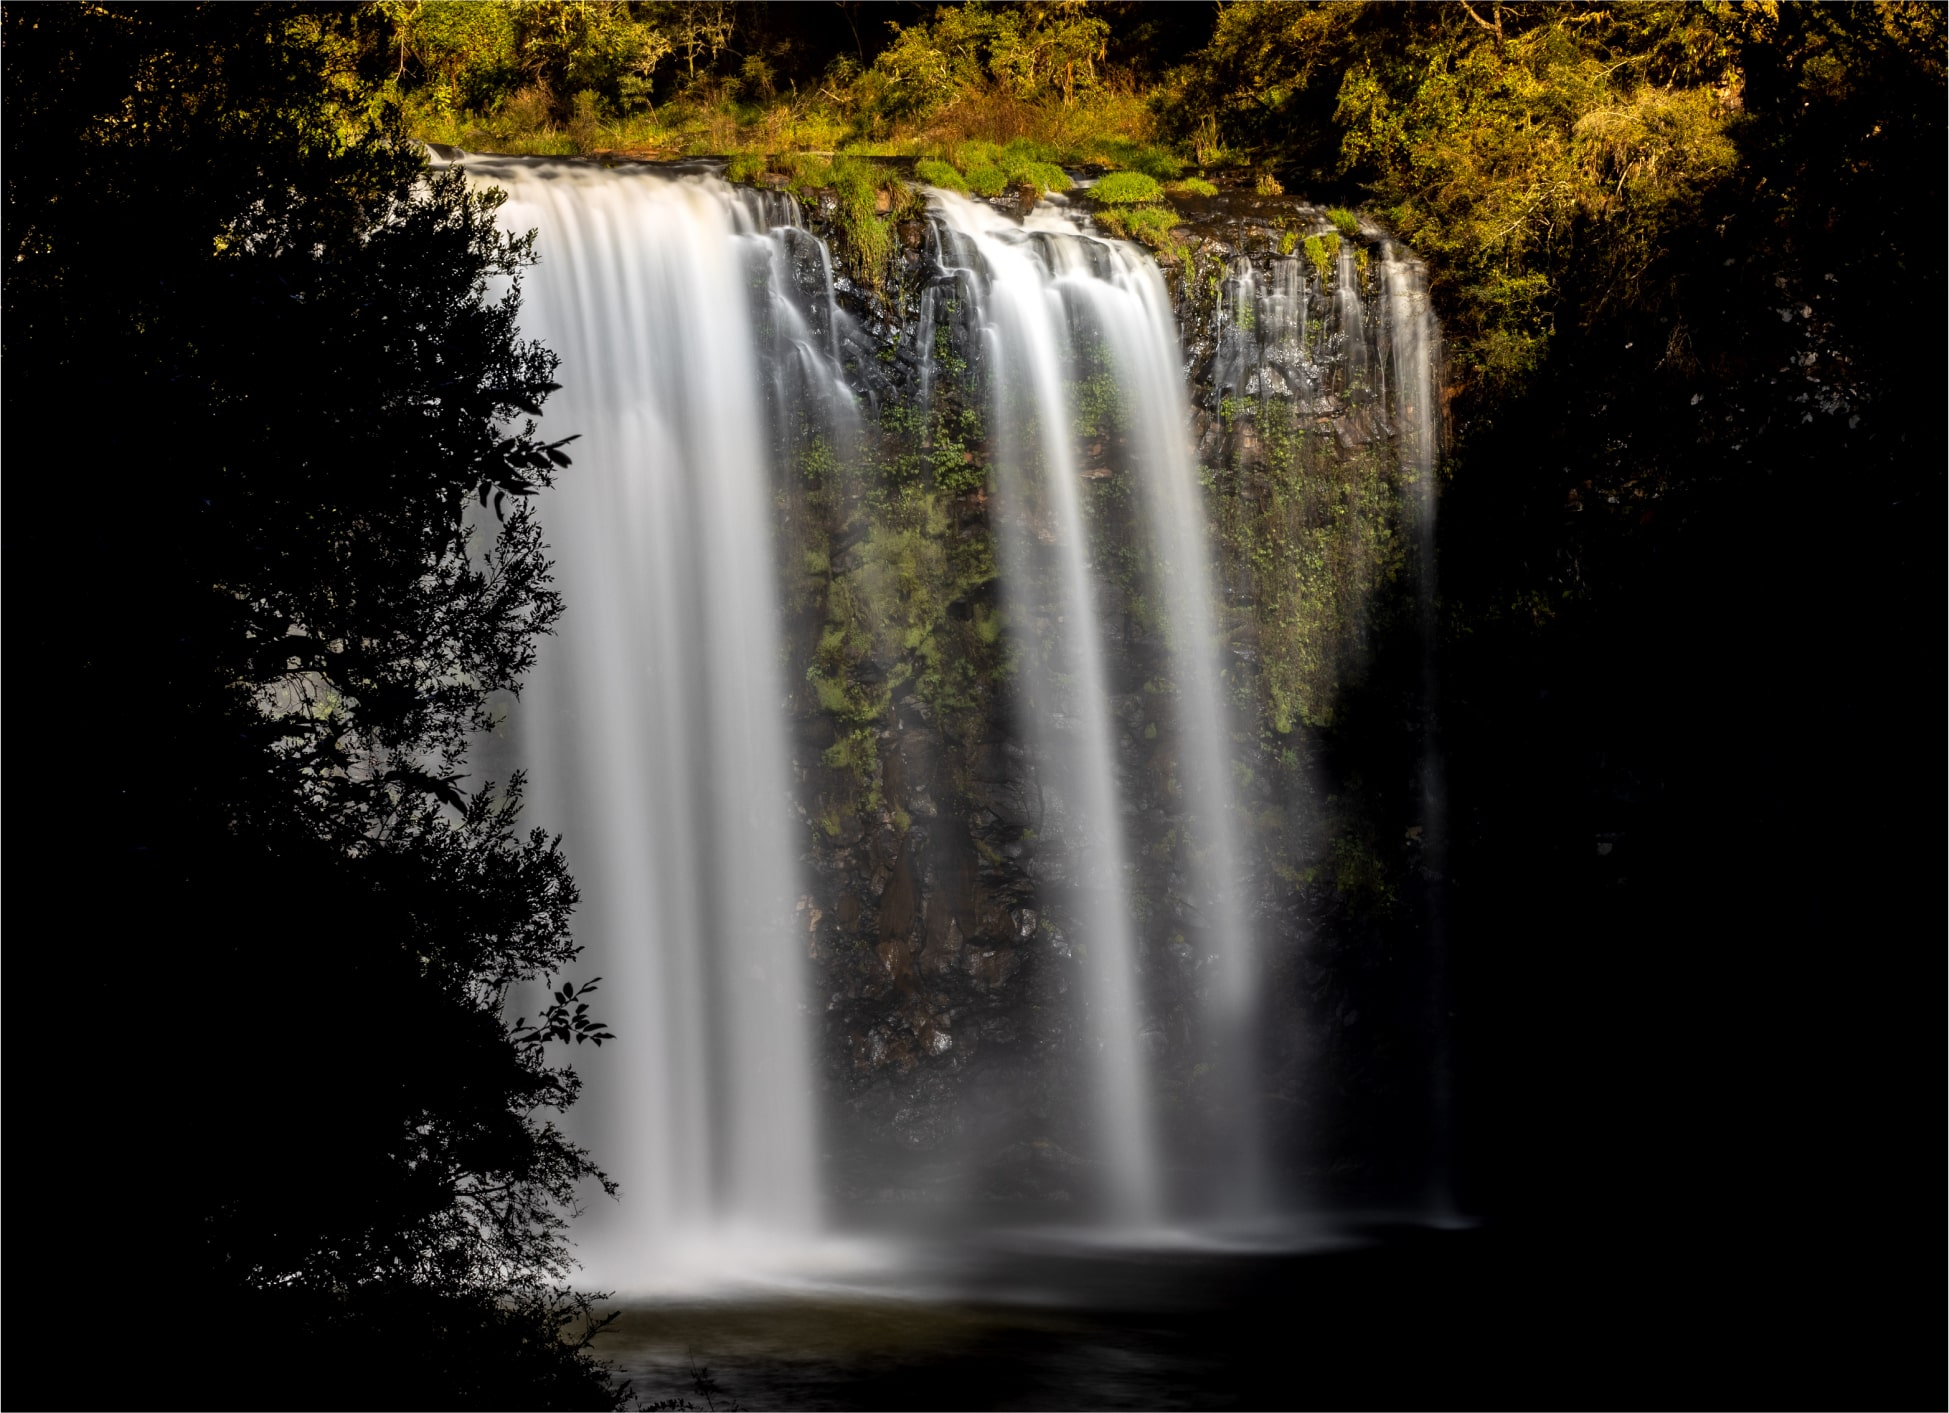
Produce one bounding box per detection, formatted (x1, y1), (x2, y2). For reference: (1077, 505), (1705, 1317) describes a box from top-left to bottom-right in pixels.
(5, 4), (619, 1406)
(1182, 8), (1944, 1402)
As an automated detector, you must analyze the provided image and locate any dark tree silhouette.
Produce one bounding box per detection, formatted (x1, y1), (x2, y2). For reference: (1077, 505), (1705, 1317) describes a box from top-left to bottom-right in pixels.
(4, 5), (619, 1406)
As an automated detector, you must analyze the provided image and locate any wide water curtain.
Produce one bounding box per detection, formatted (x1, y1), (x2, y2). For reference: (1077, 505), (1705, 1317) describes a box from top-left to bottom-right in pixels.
(462, 157), (1446, 1271)
(475, 160), (828, 1285)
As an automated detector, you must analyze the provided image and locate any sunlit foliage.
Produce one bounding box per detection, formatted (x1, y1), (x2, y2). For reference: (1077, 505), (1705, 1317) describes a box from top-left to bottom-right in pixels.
(1170, 1), (1946, 403)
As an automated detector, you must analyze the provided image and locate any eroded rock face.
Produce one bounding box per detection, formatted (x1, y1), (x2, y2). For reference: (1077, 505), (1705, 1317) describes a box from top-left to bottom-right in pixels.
(766, 176), (1429, 1206)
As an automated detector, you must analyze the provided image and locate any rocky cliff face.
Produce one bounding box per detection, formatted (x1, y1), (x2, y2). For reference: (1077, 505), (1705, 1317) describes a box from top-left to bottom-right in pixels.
(756, 175), (1436, 1207)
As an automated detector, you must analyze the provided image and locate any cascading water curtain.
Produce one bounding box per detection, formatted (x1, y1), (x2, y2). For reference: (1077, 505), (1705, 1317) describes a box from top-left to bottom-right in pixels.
(931, 196), (1165, 1225)
(453, 152), (1447, 1264)
(466, 157), (841, 1288)
(928, 192), (1267, 1226)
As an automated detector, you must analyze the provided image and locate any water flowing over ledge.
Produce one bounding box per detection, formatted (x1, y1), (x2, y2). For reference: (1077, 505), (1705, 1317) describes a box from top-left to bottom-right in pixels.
(447, 154), (1447, 1293)
(466, 160), (829, 1288)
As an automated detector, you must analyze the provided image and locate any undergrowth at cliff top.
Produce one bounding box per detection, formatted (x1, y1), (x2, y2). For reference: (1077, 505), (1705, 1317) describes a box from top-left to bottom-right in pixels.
(374, 0), (1186, 175)
(361, 0), (1947, 435)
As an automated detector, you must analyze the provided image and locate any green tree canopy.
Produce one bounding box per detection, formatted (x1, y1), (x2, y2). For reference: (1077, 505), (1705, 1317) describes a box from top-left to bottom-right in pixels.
(1172, 1), (1944, 400)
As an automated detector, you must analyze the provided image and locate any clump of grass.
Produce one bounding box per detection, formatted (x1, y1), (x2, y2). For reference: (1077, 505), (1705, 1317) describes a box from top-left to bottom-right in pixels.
(1090, 170), (1164, 204)
(1085, 138), (1183, 179)
(1011, 160), (1072, 196)
(1095, 204), (1179, 249)
(1256, 170), (1286, 196)
(825, 156), (916, 288)
(725, 152), (767, 184)
(1326, 206), (1361, 237)
(950, 139), (1005, 170)
(1171, 176), (1219, 197)
(915, 140), (1074, 202)
(913, 157), (969, 192)
(776, 152), (834, 194)
(1303, 231), (1341, 283)
(1279, 228), (1300, 257)
(964, 164), (1009, 197)
(1000, 137), (1060, 164)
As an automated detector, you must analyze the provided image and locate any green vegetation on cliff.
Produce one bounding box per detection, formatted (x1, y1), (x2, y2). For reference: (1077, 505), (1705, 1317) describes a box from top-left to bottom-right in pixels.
(371, 1), (1187, 176)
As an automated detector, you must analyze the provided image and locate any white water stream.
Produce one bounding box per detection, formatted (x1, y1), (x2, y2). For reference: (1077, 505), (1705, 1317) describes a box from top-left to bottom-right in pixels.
(467, 160), (831, 1287)
(926, 192), (1266, 1221)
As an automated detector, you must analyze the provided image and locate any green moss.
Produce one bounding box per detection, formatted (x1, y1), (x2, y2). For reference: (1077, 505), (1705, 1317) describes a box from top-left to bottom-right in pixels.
(1090, 170), (1164, 204)
(1279, 229), (1299, 257)
(809, 671), (852, 715)
(1328, 831), (1395, 913)
(1211, 398), (1408, 735)
(1171, 176), (1219, 197)
(1325, 206), (1360, 237)
(1072, 371), (1120, 438)
(794, 375), (1019, 844)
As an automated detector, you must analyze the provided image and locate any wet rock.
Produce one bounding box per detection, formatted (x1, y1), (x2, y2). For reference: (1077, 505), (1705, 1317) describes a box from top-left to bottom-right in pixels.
(978, 1138), (1087, 1200)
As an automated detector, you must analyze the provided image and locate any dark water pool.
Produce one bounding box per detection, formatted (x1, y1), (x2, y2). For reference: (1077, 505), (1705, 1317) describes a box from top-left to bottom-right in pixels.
(585, 1218), (1936, 1410)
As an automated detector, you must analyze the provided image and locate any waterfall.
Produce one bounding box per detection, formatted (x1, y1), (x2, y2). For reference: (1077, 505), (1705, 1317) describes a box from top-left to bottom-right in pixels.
(1091, 243), (1264, 1222)
(463, 158), (839, 1287)
(1378, 243), (1454, 1218)
(927, 191), (1264, 1224)
(439, 153), (1449, 1283)
(927, 195), (1162, 1223)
